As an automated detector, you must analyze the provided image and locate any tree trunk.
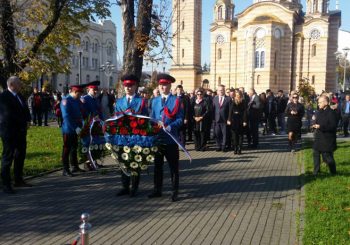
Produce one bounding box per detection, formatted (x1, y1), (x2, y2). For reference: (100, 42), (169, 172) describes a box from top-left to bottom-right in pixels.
(0, 0), (18, 89)
(122, 0), (153, 79)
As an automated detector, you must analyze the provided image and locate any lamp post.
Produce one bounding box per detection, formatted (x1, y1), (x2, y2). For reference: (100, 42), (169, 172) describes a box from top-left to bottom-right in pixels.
(335, 47), (350, 92)
(78, 47), (83, 85)
(100, 61), (115, 88)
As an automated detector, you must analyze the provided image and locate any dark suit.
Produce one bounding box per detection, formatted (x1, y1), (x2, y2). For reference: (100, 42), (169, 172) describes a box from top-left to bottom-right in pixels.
(247, 94), (261, 147)
(341, 100), (350, 136)
(0, 90), (31, 187)
(213, 95), (230, 150)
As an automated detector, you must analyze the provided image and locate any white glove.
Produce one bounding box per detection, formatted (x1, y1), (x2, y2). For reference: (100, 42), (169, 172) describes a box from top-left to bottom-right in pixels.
(75, 127), (82, 135)
(165, 125), (172, 132)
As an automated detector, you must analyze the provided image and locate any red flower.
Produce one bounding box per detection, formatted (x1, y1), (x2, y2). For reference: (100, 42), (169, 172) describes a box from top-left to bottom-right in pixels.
(132, 128), (140, 134)
(117, 120), (123, 126)
(120, 127), (129, 135)
(130, 121), (138, 128)
(139, 129), (147, 136)
(110, 127), (117, 134)
(129, 116), (136, 121)
(138, 118), (145, 125)
(109, 121), (114, 127)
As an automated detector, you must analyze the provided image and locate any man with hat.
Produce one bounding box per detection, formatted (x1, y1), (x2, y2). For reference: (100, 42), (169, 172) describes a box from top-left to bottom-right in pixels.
(60, 83), (86, 176)
(148, 73), (184, 202)
(81, 81), (103, 119)
(115, 74), (148, 197)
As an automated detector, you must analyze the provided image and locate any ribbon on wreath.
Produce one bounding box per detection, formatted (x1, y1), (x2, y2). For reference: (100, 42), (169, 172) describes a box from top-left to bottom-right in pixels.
(86, 116), (106, 170)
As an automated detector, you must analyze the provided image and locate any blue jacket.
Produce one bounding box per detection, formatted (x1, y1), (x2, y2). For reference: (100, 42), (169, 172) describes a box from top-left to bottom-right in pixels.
(61, 95), (83, 134)
(115, 94), (148, 116)
(81, 94), (103, 119)
(151, 94), (184, 144)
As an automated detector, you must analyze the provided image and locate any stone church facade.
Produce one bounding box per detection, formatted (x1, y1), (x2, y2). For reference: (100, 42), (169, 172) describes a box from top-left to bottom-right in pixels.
(170, 0), (341, 93)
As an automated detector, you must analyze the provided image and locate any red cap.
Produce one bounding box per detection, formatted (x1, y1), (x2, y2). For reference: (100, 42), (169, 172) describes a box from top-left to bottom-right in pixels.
(86, 81), (100, 90)
(123, 80), (137, 87)
(71, 85), (84, 93)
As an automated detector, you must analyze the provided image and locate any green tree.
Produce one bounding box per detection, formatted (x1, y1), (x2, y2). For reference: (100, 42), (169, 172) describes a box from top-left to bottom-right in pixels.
(0, 0), (111, 89)
(297, 79), (315, 102)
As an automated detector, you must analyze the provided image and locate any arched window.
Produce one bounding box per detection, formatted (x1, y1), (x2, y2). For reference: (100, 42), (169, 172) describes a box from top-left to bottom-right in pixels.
(312, 75), (315, 85)
(260, 51), (265, 68)
(218, 6), (223, 20)
(182, 49), (184, 58)
(218, 77), (221, 85)
(257, 75), (260, 84)
(182, 21), (185, 30)
(255, 51), (260, 68)
(312, 44), (317, 57)
(218, 48), (222, 60)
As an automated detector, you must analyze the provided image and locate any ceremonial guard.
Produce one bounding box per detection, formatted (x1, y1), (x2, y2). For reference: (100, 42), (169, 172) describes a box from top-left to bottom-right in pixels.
(148, 73), (184, 202)
(60, 84), (86, 176)
(81, 81), (103, 119)
(115, 74), (148, 197)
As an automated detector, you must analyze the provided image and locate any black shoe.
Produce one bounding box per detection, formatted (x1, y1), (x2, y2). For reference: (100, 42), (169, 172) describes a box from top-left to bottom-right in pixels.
(234, 150), (238, 154)
(171, 192), (178, 202)
(200, 148), (206, 152)
(116, 188), (130, 196)
(71, 167), (85, 173)
(148, 192), (162, 198)
(238, 150), (242, 155)
(14, 181), (33, 187)
(215, 148), (221, 152)
(62, 170), (75, 177)
(222, 148), (228, 152)
(3, 186), (15, 194)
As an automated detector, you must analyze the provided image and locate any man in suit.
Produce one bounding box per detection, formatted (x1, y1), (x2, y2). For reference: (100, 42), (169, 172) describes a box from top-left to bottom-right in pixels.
(176, 85), (190, 146)
(148, 73), (184, 202)
(0, 76), (32, 194)
(247, 88), (261, 148)
(212, 85), (230, 152)
(341, 94), (350, 137)
(60, 84), (86, 176)
(115, 74), (148, 197)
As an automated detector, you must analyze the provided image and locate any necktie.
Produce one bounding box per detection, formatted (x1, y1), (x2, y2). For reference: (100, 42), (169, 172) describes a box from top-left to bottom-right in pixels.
(127, 97), (131, 106)
(162, 96), (166, 106)
(16, 94), (24, 107)
(219, 97), (223, 107)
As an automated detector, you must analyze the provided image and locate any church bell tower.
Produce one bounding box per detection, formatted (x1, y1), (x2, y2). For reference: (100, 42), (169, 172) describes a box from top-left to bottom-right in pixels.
(170, 0), (202, 91)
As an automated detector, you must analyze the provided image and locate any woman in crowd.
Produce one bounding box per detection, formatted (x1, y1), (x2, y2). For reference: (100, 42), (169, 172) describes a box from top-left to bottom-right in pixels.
(192, 88), (210, 151)
(285, 93), (305, 152)
(54, 93), (63, 127)
(227, 91), (247, 154)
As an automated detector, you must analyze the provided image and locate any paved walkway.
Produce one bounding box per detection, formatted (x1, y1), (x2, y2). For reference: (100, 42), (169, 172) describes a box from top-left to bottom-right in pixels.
(0, 135), (302, 245)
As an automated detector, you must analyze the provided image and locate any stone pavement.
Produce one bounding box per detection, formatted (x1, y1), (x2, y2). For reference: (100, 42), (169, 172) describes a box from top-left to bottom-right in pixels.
(0, 135), (302, 245)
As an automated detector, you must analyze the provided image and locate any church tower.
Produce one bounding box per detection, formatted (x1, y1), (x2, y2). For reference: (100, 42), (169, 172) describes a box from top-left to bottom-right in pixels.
(170, 0), (202, 91)
(306, 0), (329, 15)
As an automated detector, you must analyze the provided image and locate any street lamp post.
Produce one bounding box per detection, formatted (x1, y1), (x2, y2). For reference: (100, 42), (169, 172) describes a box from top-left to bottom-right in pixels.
(335, 47), (350, 92)
(100, 61), (115, 88)
(78, 48), (83, 85)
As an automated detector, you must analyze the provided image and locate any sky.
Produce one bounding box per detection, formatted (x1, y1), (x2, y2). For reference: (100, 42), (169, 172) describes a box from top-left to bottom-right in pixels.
(111, 0), (350, 71)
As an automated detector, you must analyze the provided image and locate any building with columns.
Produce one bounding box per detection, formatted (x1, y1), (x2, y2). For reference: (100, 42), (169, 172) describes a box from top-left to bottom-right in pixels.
(55, 20), (118, 92)
(170, 0), (341, 93)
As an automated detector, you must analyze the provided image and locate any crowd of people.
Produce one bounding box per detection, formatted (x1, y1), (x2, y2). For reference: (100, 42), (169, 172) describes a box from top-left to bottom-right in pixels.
(1, 74), (349, 196)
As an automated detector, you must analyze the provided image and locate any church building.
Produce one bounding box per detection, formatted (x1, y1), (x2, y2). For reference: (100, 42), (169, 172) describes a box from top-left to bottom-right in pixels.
(170, 0), (341, 93)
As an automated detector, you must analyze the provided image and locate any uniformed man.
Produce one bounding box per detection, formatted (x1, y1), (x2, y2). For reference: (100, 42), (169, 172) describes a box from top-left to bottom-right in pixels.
(81, 81), (103, 119)
(61, 84), (86, 176)
(148, 73), (184, 202)
(115, 74), (148, 197)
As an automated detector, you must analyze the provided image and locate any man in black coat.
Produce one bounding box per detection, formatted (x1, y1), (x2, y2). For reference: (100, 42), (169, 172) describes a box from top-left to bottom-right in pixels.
(0, 76), (32, 194)
(247, 88), (261, 148)
(312, 95), (338, 175)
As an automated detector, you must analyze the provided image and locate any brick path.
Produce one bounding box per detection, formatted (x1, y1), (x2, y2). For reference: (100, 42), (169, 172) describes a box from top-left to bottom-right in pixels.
(0, 135), (302, 245)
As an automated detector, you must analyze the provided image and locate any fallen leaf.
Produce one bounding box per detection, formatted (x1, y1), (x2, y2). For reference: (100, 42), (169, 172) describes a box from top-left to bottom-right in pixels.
(320, 206), (328, 211)
(230, 213), (237, 219)
(344, 207), (350, 211)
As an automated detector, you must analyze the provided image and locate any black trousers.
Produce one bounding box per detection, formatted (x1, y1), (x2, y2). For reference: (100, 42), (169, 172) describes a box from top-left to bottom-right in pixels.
(62, 134), (79, 170)
(248, 117), (259, 146)
(313, 150), (336, 175)
(120, 170), (140, 191)
(42, 110), (49, 126)
(1, 133), (27, 186)
(231, 129), (243, 150)
(194, 130), (206, 150)
(215, 122), (227, 149)
(153, 144), (179, 194)
(343, 114), (349, 136)
(32, 108), (42, 126)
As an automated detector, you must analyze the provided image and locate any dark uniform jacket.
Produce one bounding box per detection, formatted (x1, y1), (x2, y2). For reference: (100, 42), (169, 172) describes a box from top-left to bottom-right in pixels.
(0, 90), (31, 138)
(313, 106), (338, 152)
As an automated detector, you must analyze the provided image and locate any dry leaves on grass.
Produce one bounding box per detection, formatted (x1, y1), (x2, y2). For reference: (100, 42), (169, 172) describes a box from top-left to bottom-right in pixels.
(319, 206), (329, 211)
(343, 207), (350, 211)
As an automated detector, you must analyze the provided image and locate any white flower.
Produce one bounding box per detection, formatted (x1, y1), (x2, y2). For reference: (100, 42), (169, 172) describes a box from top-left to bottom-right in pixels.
(130, 162), (139, 169)
(105, 143), (112, 150)
(123, 146), (131, 153)
(113, 145), (119, 152)
(146, 155), (154, 163)
(142, 148), (150, 155)
(133, 145), (142, 153)
(141, 164), (148, 170)
(134, 155), (142, 162)
(81, 147), (88, 153)
(111, 153), (117, 159)
(89, 145), (94, 150)
(94, 144), (99, 150)
(151, 146), (158, 152)
(121, 153), (129, 161)
(99, 144), (103, 150)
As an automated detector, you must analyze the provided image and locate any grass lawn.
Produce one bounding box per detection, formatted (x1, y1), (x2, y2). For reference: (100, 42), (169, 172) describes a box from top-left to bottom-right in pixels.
(0, 126), (62, 177)
(300, 140), (350, 244)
